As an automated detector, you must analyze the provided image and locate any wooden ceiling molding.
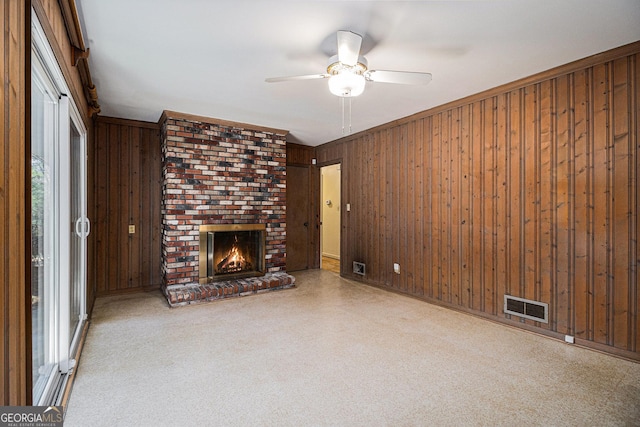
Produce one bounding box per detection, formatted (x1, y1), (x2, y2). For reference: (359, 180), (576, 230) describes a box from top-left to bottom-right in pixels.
(57, 0), (100, 115)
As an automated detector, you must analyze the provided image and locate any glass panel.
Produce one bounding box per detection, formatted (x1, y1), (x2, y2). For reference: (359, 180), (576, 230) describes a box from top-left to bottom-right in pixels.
(31, 67), (58, 404)
(211, 231), (261, 275)
(69, 121), (83, 347)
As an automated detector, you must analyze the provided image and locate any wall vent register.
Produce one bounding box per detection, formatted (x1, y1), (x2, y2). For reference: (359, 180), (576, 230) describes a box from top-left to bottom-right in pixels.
(504, 295), (548, 323)
(353, 261), (366, 276)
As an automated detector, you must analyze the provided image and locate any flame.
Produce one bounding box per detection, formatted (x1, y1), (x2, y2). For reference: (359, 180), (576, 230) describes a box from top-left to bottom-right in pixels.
(217, 235), (248, 273)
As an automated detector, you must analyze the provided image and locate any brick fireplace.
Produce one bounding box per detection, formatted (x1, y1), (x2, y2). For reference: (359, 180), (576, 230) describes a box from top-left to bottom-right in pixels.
(160, 111), (295, 306)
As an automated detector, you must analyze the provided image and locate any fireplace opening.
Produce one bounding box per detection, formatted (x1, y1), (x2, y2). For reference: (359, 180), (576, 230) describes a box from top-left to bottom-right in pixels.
(199, 224), (266, 283)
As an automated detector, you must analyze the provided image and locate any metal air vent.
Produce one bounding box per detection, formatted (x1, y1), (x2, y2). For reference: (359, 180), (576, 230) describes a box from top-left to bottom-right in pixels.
(353, 261), (365, 276)
(504, 295), (548, 323)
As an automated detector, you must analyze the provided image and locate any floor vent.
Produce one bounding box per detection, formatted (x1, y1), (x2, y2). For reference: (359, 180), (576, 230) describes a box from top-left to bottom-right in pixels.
(504, 295), (548, 323)
(353, 261), (365, 276)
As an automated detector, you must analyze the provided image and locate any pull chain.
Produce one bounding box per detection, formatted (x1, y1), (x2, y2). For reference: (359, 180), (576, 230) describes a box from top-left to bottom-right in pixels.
(340, 96), (353, 135)
(348, 97), (352, 134)
(341, 97), (345, 135)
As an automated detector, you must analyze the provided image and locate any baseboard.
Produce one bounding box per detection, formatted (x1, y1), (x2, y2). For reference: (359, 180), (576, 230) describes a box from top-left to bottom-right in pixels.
(322, 253), (340, 260)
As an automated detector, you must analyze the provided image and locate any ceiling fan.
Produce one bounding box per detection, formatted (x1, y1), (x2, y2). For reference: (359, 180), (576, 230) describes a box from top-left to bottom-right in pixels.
(266, 30), (432, 97)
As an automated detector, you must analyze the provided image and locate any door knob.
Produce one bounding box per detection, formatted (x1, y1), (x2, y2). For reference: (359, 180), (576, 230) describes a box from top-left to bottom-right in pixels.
(303, 222), (309, 227)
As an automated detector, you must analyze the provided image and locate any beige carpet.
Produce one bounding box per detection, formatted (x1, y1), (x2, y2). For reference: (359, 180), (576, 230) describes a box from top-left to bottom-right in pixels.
(65, 269), (640, 426)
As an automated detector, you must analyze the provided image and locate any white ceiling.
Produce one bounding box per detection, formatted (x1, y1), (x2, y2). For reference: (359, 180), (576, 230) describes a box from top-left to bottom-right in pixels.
(76, 0), (640, 146)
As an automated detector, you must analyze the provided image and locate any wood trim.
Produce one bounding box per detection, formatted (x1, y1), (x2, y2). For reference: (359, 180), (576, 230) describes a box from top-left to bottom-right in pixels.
(57, 0), (85, 50)
(96, 115), (160, 130)
(75, 55), (100, 115)
(33, 0), (100, 117)
(1, 0), (31, 406)
(159, 110), (289, 136)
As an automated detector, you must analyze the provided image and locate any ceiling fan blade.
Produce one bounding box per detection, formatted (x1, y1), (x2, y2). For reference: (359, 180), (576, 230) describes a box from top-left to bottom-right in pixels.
(265, 74), (329, 83)
(365, 70), (432, 85)
(337, 31), (362, 66)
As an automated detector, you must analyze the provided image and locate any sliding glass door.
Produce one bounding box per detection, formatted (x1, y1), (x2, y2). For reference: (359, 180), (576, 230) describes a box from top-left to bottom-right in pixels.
(69, 119), (88, 355)
(31, 56), (60, 405)
(31, 11), (88, 405)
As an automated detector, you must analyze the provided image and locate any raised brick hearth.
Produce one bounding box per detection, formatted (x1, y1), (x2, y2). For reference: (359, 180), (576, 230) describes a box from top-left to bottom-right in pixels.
(165, 272), (295, 308)
(160, 111), (294, 305)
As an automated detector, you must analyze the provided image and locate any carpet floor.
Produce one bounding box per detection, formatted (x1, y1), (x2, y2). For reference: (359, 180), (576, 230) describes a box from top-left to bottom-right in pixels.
(65, 269), (640, 426)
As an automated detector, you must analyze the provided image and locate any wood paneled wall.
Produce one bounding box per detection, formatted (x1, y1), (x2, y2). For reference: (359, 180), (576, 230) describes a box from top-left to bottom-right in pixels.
(1, 0), (30, 406)
(287, 142), (315, 166)
(92, 117), (162, 295)
(316, 42), (640, 360)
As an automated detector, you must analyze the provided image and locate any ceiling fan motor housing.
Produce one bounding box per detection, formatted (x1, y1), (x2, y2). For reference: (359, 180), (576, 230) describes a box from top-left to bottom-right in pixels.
(327, 55), (368, 97)
(327, 55), (368, 75)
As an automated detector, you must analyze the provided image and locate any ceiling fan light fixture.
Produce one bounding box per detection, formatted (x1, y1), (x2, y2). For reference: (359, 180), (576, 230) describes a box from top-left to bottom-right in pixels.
(328, 71), (365, 97)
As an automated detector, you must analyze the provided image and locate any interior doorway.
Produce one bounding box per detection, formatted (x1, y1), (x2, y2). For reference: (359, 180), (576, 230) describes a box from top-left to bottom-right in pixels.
(320, 164), (341, 274)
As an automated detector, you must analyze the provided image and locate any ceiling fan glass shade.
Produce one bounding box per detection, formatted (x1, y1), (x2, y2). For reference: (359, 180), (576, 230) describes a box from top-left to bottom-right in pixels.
(328, 71), (365, 97)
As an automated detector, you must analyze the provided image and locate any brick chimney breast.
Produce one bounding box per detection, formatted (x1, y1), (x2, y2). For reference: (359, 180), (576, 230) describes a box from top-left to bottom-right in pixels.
(160, 112), (288, 292)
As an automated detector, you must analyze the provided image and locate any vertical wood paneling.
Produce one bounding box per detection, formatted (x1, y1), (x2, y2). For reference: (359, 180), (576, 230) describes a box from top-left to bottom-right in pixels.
(107, 123), (120, 292)
(555, 74), (572, 335)
(634, 54), (640, 353)
(129, 127), (141, 288)
(439, 113), (449, 301)
(371, 132), (380, 282)
(93, 121), (106, 295)
(450, 109), (460, 305)
(139, 128), (151, 284)
(415, 119), (425, 297)
(431, 114), (442, 299)
(460, 105), (472, 307)
(423, 118), (433, 296)
(573, 69), (590, 340)
(508, 90), (523, 306)
(592, 62), (610, 345)
(496, 94), (508, 317)
(92, 118), (161, 295)
(366, 134), (375, 279)
(384, 129), (393, 287)
(484, 98), (496, 315)
(1, 0), (29, 405)
(523, 85), (538, 318)
(611, 57), (631, 349)
(471, 102), (483, 311)
(286, 143), (314, 166)
(406, 123), (415, 294)
(539, 80), (553, 329)
(118, 125), (129, 290)
(392, 127), (401, 290)
(314, 43), (640, 360)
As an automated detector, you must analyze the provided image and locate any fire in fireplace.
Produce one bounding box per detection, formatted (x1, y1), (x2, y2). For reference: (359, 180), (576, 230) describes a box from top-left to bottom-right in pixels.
(199, 224), (266, 283)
